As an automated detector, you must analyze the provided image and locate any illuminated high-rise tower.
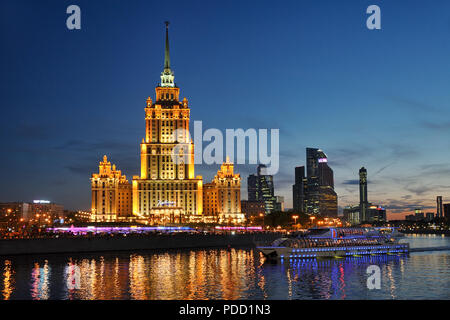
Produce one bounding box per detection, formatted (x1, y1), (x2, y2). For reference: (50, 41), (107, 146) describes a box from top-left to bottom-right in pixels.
(247, 164), (277, 215)
(359, 167), (368, 222)
(89, 22), (246, 225)
(292, 166), (306, 213)
(304, 148), (337, 217)
(132, 22), (203, 222)
(437, 196), (443, 218)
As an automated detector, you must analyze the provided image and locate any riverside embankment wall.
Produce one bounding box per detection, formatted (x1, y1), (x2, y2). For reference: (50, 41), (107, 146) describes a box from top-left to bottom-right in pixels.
(0, 233), (282, 256)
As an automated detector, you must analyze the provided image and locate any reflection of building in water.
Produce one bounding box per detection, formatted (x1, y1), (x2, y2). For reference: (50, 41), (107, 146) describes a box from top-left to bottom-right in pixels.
(129, 255), (149, 300)
(76, 259), (96, 300)
(30, 261), (50, 300)
(65, 263), (81, 290)
(126, 249), (257, 299)
(285, 255), (405, 299)
(2, 260), (14, 300)
(67, 257), (129, 300)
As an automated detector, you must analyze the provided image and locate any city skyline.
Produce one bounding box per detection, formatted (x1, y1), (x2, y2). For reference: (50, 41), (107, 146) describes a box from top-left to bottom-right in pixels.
(2, 1), (450, 220)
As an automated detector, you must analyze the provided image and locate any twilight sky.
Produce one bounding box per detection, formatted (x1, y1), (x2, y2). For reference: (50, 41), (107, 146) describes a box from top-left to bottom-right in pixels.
(1, 0), (450, 220)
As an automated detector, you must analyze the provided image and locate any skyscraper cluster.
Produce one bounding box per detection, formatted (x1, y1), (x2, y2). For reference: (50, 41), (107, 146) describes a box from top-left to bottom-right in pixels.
(292, 148), (338, 217)
(436, 196), (449, 220)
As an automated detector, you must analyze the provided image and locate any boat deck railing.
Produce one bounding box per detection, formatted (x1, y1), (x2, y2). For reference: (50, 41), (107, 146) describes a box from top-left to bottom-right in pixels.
(263, 236), (397, 249)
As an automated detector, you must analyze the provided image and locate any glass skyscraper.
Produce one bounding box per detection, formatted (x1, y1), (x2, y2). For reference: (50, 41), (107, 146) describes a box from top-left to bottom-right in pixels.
(292, 148), (338, 217)
(247, 164), (277, 215)
(292, 166), (306, 213)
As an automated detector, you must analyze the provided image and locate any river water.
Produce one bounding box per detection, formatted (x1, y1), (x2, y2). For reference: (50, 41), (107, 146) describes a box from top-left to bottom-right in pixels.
(0, 234), (449, 300)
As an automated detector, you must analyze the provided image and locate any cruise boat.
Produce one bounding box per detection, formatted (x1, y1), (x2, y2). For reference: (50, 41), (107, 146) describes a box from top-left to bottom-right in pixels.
(257, 227), (409, 260)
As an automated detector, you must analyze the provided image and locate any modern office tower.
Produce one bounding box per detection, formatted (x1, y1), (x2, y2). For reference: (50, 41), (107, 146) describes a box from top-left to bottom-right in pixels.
(241, 200), (265, 219)
(437, 196), (443, 218)
(425, 212), (435, 221)
(247, 164), (277, 215)
(259, 164), (276, 214)
(202, 158), (244, 224)
(275, 196), (285, 212)
(444, 204), (450, 220)
(247, 174), (259, 201)
(306, 148), (324, 178)
(344, 204), (386, 225)
(293, 148), (337, 217)
(304, 148), (320, 215)
(304, 148), (338, 217)
(343, 205), (361, 225)
(367, 205), (386, 223)
(359, 167), (368, 222)
(292, 166), (306, 213)
(319, 160), (334, 188)
(91, 155), (132, 222)
(317, 186), (338, 217)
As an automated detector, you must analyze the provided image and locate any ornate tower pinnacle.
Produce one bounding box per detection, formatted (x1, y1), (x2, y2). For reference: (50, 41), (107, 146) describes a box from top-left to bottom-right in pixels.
(160, 21), (175, 87)
(164, 21), (170, 71)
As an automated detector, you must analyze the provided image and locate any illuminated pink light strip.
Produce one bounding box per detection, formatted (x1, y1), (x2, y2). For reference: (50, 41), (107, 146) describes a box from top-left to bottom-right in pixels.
(214, 226), (262, 230)
(46, 226), (192, 233)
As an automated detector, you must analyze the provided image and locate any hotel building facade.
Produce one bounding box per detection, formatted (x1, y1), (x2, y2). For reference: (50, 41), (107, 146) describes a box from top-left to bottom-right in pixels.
(91, 155), (132, 222)
(90, 23), (243, 224)
(203, 158), (245, 224)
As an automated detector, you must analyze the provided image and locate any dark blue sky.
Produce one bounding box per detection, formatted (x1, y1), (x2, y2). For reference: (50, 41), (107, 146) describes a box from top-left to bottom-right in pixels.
(1, 0), (450, 219)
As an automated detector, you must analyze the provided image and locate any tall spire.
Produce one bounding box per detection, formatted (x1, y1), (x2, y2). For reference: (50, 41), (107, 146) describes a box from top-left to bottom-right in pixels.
(164, 21), (170, 71)
(160, 21), (175, 87)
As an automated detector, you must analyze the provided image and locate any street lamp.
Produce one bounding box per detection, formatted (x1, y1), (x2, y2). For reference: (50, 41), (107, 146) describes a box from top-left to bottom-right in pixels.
(310, 216), (316, 227)
(292, 215), (299, 230)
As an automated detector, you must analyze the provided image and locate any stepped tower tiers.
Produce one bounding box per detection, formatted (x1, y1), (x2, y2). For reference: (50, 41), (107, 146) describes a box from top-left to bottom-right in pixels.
(203, 157), (245, 224)
(132, 22), (203, 223)
(91, 155), (132, 222)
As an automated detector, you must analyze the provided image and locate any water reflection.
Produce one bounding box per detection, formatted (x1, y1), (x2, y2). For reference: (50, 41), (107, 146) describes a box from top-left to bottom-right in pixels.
(2, 260), (14, 300)
(30, 260), (50, 300)
(0, 235), (449, 300)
